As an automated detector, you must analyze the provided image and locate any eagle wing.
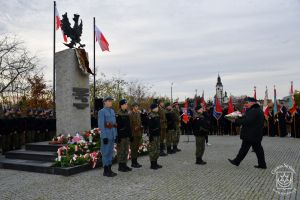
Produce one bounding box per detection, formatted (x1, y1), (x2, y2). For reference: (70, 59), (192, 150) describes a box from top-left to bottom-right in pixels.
(61, 13), (72, 37)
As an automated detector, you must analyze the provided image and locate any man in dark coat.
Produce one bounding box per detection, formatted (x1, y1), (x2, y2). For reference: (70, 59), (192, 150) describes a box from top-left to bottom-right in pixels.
(228, 97), (267, 169)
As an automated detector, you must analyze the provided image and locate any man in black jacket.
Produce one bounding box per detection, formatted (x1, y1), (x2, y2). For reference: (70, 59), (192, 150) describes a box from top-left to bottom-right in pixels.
(228, 97), (267, 169)
(116, 99), (132, 172)
(148, 103), (163, 170)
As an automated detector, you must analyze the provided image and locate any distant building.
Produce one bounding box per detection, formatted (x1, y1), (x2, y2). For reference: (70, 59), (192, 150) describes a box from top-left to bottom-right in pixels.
(215, 74), (229, 104)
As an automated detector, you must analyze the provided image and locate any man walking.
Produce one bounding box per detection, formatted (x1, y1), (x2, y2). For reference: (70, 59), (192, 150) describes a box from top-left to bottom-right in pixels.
(228, 97), (267, 169)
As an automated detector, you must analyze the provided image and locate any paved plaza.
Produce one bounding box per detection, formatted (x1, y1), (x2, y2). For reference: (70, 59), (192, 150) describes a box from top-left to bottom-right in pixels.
(0, 135), (299, 200)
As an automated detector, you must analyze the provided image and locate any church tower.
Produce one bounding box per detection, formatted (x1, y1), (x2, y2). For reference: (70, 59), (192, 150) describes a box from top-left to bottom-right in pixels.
(216, 74), (223, 104)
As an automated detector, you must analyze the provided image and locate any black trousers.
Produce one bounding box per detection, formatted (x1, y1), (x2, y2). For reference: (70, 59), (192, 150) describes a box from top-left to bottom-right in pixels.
(234, 140), (266, 167)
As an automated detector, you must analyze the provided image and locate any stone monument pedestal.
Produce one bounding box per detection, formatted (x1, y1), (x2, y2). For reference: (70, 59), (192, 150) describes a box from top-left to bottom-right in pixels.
(55, 49), (91, 136)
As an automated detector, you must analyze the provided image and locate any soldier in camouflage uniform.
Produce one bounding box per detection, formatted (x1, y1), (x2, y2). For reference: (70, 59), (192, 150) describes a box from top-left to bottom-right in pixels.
(172, 102), (182, 152)
(165, 102), (176, 154)
(148, 103), (162, 170)
(158, 100), (167, 156)
(192, 105), (209, 165)
(129, 102), (143, 168)
(116, 99), (132, 172)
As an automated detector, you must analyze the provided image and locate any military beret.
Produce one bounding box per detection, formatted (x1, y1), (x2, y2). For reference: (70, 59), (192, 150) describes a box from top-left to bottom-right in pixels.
(245, 97), (257, 102)
(103, 96), (114, 102)
(119, 99), (127, 106)
(150, 103), (158, 110)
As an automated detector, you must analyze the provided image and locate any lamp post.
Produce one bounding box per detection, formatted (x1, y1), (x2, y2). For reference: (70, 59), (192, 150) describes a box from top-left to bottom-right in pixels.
(171, 82), (174, 103)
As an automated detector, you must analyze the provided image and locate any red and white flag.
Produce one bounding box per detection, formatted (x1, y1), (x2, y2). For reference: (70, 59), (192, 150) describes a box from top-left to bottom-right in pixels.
(55, 6), (67, 42)
(95, 25), (110, 52)
(263, 86), (269, 119)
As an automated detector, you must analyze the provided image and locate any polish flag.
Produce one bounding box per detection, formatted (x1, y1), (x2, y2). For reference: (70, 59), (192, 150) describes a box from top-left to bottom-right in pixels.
(95, 25), (110, 52)
(55, 6), (67, 42)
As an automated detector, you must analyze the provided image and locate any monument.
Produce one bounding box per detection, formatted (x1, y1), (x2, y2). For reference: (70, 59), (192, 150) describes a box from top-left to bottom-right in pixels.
(55, 13), (93, 135)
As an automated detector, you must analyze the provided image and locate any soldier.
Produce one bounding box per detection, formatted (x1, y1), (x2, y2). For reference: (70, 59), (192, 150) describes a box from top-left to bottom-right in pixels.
(116, 99), (132, 172)
(129, 102), (143, 168)
(172, 102), (182, 152)
(192, 105), (210, 165)
(158, 100), (168, 156)
(148, 103), (162, 170)
(98, 96), (118, 177)
(165, 102), (176, 154)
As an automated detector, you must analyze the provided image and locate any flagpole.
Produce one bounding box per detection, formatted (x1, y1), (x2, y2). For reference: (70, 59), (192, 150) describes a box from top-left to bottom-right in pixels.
(93, 17), (96, 114)
(53, 1), (56, 117)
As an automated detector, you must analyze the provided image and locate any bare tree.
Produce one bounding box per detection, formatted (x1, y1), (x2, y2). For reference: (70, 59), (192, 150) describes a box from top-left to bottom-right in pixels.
(0, 35), (37, 95)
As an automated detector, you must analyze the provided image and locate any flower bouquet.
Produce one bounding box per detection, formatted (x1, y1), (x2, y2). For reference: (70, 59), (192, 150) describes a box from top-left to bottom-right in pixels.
(225, 111), (242, 120)
(52, 128), (101, 168)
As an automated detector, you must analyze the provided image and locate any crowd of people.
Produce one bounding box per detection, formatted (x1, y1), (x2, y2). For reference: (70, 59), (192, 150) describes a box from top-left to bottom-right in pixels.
(1, 96), (299, 174)
(0, 109), (56, 153)
(98, 96), (299, 177)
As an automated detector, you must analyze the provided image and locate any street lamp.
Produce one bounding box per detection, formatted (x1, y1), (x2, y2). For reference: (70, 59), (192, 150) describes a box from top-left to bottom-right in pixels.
(171, 82), (174, 103)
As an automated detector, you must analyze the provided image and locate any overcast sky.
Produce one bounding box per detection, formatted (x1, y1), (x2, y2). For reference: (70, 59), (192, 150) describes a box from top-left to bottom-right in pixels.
(1, 0), (300, 101)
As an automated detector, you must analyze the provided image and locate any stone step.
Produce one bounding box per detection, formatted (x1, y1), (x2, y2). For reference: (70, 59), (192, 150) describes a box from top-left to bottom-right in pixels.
(0, 158), (102, 176)
(26, 141), (62, 152)
(5, 149), (57, 162)
(0, 159), (55, 174)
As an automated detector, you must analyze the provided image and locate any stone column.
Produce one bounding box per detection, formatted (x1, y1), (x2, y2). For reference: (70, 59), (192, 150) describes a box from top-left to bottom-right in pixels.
(55, 49), (91, 136)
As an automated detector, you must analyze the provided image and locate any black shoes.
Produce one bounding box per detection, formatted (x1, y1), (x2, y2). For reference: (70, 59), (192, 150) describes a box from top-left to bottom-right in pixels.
(155, 161), (162, 168)
(150, 161), (162, 170)
(167, 146), (175, 154)
(228, 159), (239, 166)
(254, 165), (267, 169)
(103, 165), (117, 177)
(118, 163), (132, 172)
(150, 161), (158, 170)
(131, 159), (142, 168)
(173, 145), (181, 152)
(159, 150), (168, 157)
(196, 157), (207, 165)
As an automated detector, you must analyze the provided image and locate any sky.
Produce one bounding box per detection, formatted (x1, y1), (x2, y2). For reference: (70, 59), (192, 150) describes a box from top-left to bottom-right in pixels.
(1, 0), (300, 101)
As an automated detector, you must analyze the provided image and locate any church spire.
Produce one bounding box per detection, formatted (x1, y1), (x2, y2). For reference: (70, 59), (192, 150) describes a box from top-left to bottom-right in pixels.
(216, 73), (222, 86)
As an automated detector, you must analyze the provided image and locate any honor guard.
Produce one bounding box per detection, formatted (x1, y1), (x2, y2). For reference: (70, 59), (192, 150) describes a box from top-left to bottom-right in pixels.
(116, 99), (132, 172)
(148, 103), (163, 170)
(129, 102), (143, 168)
(98, 96), (118, 177)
